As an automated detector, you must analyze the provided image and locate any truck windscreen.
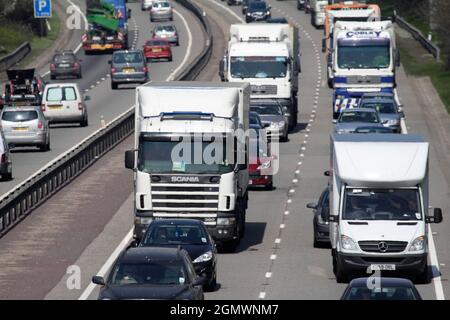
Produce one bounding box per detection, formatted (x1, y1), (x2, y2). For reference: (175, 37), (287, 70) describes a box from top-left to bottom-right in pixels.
(230, 56), (288, 79)
(138, 138), (234, 174)
(337, 42), (390, 69)
(342, 188), (421, 221)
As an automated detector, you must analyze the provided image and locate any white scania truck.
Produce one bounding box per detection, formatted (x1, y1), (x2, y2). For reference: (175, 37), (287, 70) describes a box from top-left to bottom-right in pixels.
(219, 23), (300, 131)
(327, 21), (400, 118)
(324, 134), (443, 283)
(125, 82), (250, 251)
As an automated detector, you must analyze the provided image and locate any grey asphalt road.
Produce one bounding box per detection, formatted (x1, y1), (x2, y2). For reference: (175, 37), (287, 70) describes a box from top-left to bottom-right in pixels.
(1, 0), (450, 301)
(0, 0), (205, 196)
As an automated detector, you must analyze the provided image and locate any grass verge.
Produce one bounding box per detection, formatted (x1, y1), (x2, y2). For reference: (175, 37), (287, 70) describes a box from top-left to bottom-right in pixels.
(399, 47), (450, 112)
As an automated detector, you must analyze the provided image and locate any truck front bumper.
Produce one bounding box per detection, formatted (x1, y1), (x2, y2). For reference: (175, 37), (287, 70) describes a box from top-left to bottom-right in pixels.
(336, 252), (428, 275)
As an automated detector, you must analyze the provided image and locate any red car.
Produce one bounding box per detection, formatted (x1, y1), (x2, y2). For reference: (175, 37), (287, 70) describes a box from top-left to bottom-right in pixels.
(248, 137), (276, 190)
(143, 39), (172, 61)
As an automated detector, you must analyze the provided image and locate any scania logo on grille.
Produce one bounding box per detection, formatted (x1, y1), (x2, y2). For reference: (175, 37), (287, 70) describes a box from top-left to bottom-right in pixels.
(378, 241), (388, 253)
(171, 176), (200, 183)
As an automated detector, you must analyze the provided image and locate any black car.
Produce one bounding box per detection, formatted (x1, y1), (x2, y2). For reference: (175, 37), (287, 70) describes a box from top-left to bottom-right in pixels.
(306, 188), (330, 247)
(50, 50), (82, 80)
(341, 277), (422, 300)
(92, 247), (206, 300)
(139, 219), (217, 291)
(245, 0), (270, 23)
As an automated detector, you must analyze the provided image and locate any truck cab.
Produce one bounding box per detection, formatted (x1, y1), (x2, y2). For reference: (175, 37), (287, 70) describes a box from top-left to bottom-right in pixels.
(326, 134), (443, 283)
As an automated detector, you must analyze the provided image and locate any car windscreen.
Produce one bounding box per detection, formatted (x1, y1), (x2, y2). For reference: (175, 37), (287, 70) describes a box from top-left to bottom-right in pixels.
(230, 56), (288, 78)
(46, 87), (77, 101)
(338, 111), (379, 123)
(113, 52), (144, 64)
(251, 105), (282, 115)
(344, 286), (418, 300)
(143, 224), (209, 245)
(54, 54), (75, 63)
(361, 101), (396, 114)
(2, 110), (38, 122)
(337, 41), (390, 69)
(110, 261), (187, 285)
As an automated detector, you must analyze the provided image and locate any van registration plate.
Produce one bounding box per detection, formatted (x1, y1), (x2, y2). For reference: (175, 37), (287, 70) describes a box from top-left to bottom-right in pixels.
(370, 264), (396, 271)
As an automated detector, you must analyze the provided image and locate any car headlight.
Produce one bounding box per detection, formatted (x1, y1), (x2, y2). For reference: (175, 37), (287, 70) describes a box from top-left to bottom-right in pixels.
(341, 235), (358, 251)
(266, 11), (270, 15)
(135, 217), (153, 225)
(257, 160), (271, 170)
(409, 236), (426, 252)
(217, 217), (236, 225)
(386, 119), (399, 126)
(193, 251), (213, 263)
(247, 13), (251, 16)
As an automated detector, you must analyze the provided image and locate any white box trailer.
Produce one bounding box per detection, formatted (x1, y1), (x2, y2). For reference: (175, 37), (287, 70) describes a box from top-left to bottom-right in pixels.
(324, 133), (443, 283)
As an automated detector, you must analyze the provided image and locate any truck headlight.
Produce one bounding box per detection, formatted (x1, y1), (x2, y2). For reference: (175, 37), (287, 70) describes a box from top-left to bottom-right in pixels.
(409, 236), (426, 252)
(217, 217), (236, 226)
(193, 251), (213, 263)
(341, 235), (358, 251)
(135, 217), (153, 225)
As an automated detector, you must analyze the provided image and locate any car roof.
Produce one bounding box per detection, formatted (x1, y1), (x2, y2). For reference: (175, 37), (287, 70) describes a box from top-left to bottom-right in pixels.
(120, 247), (184, 263)
(341, 108), (377, 113)
(150, 219), (205, 226)
(349, 277), (414, 287)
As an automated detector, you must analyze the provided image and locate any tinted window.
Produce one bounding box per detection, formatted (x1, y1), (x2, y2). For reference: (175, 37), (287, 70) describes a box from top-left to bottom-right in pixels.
(345, 286), (417, 300)
(251, 105), (282, 115)
(146, 40), (167, 46)
(54, 55), (75, 62)
(338, 111), (379, 123)
(113, 52), (144, 64)
(2, 111), (38, 122)
(361, 101), (396, 114)
(250, 2), (267, 10)
(46, 87), (77, 101)
(143, 224), (209, 245)
(110, 261), (186, 285)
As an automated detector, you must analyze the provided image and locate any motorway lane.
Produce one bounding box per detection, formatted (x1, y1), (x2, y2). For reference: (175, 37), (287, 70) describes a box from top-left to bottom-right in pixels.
(0, 2), (206, 299)
(0, 0), (205, 196)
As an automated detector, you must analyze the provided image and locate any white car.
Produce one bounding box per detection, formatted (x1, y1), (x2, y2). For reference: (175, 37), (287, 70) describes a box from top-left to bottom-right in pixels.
(41, 83), (89, 127)
(142, 0), (155, 11)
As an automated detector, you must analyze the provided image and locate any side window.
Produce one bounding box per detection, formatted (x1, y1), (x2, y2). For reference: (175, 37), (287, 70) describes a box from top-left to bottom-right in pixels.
(64, 87), (77, 101)
(322, 190), (329, 209)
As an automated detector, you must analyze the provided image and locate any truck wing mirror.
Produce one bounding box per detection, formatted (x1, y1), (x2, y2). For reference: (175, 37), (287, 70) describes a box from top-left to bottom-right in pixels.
(396, 50), (401, 67)
(427, 208), (443, 223)
(323, 170), (331, 177)
(128, 8), (132, 18)
(92, 276), (106, 286)
(125, 150), (136, 169)
(322, 38), (327, 53)
(306, 203), (317, 210)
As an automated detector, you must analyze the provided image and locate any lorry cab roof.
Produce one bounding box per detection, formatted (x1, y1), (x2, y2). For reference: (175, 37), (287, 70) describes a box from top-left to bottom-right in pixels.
(230, 23), (291, 43)
(229, 42), (289, 57)
(332, 133), (428, 187)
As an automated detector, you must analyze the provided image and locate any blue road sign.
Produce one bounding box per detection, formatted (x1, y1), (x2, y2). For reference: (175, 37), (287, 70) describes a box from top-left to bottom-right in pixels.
(34, 0), (52, 18)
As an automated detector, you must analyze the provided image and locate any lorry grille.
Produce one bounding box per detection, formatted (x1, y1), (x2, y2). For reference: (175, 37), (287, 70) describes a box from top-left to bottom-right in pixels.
(251, 85), (277, 95)
(346, 76), (382, 85)
(151, 175), (220, 212)
(358, 241), (408, 253)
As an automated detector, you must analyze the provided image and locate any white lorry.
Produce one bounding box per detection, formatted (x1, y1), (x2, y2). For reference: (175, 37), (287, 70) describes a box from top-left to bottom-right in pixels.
(328, 21), (400, 118)
(219, 23), (300, 131)
(310, 0), (329, 28)
(125, 82), (250, 251)
(324, 133), (443, 283)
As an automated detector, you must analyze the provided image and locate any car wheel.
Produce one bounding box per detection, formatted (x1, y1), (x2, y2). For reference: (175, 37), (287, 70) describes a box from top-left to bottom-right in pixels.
(204, 272), (217, 292)
(50, 74), (56, 80)
(265, 180), (273, 191)
(333, 256), (348, 283)
(77, 71), (82, 79)
(111, 82), (118, 90)
(40, 141), (50, 152)
(168, 56), (173, 62)
(80, 113), (88, 127)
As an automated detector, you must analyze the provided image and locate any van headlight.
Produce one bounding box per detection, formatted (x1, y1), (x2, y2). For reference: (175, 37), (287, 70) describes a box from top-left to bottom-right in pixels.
(409, 236), (426, 252)
(341, 235), (358, 251)
(193, 251), (213, 263)
(217, 217), (236, 225)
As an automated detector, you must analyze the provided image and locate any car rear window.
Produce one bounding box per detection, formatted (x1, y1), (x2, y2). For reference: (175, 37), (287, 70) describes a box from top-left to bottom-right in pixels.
(113, 52), (144, 64)
(146, 40), (167, 46)
(46, 87), (77, 101)
(156, 26), (175, 32)
(54, 54), (75, 62)
(2, 110), (38, 122)
(155, 2), (170, 8)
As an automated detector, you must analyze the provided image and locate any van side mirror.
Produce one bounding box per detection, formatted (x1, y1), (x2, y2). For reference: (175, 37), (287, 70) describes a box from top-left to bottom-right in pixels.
(125, 150), (136, 169)
(92, 276), (106, 286)
(322, 38), (327, 53)
(427, 208), (443, 223)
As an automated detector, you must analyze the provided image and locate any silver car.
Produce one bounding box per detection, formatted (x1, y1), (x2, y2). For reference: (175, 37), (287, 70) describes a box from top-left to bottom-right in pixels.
(142, 0), (155, 11)
(359, 98), (403, 133)
(153, 25), (179, 46)
(150, 1), (173, 22)
(250, 100), (289, 142)
(0, 130), (12, 181)
(110, 50), (148, 89)
(1, 106), (50, 151)
(334, 108), (384, 134)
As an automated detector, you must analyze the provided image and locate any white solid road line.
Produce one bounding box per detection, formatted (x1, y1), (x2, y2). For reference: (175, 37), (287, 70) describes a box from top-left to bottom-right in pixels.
(78, 7), (194, 301)
(207, 0), (245, 23)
